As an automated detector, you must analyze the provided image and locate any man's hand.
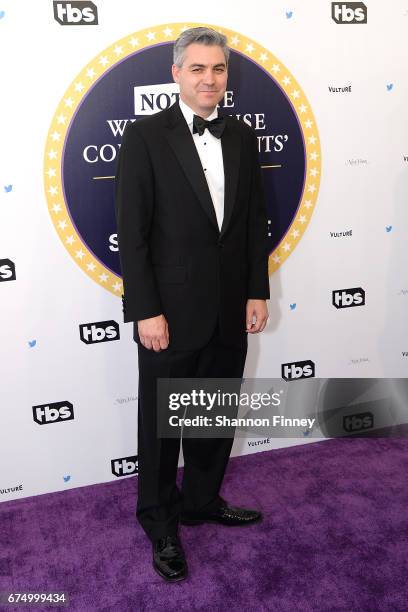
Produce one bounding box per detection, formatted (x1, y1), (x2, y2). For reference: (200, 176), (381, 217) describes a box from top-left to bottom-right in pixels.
(246, 299), (269, 333)
(138, 314), (169, 351)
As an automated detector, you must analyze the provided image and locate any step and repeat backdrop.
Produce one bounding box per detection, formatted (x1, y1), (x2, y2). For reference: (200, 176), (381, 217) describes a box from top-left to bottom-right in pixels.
(1, 1), (407, 502)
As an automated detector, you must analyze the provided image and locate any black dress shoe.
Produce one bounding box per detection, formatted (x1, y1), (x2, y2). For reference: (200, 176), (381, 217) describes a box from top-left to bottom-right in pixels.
(152, 535), (188, 582)
(180, 502), (262, 527)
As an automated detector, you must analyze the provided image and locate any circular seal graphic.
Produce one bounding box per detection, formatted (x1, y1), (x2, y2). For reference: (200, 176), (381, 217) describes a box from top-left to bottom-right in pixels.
(44, 22), (321, 296)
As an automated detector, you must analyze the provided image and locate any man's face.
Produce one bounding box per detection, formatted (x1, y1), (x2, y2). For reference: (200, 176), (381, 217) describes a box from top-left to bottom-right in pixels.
(172, 43), (228, 118)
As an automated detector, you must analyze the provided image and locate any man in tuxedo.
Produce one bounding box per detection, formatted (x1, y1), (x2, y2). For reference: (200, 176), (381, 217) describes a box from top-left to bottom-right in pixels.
(115, 27), (270, 582)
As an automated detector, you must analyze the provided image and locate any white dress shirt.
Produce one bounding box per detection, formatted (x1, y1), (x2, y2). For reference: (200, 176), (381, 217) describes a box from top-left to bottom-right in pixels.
(178, 98), (225, 231)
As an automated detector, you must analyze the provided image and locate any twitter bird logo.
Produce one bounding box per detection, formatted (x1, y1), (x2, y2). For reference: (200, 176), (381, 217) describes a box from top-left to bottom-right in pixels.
(0, 11), (5, 20)
(387, 83), (393, 91)
(4, 185), (12, 193)
(286, 11), (293, 19)
(290, 303), (297, 310)
(28, 340), (37, 348)
(386, 225), (392, 233)
(63, 475), (71, 483)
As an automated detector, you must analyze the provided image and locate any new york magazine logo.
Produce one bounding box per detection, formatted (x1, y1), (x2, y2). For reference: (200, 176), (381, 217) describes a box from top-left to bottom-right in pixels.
(0, 258), (16, 282)
(53, 1), (98, 25)
(33, 401), (74, 425)
(79, 320), (120, 344)
(332, 287), (365, 308)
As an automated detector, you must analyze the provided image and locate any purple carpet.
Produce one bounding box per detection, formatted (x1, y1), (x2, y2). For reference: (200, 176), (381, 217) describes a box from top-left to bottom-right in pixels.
(1, 438), (408, 611)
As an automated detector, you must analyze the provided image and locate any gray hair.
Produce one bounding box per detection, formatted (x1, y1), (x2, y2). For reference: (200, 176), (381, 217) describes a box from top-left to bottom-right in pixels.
(173, 27), (230, 68)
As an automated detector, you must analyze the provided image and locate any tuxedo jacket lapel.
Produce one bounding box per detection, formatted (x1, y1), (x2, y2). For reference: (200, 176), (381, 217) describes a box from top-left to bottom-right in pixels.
(164, 102), (241, 236)
(220, 119), (241, 238)
(164, 103), (219, 230)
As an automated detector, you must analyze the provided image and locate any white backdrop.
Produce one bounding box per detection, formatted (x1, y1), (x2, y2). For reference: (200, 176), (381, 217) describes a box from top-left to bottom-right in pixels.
(1, 0), (407, 502)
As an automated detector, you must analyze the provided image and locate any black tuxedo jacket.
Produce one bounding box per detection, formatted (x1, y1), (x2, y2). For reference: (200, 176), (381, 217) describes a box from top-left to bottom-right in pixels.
(115, 101), (270, 350)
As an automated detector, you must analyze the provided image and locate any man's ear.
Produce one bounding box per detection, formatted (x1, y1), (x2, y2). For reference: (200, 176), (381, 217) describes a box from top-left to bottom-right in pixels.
(171, 64), (180, 84)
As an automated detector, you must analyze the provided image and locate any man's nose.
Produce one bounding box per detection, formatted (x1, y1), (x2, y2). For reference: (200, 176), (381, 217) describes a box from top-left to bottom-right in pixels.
(203, 70), (215, 84)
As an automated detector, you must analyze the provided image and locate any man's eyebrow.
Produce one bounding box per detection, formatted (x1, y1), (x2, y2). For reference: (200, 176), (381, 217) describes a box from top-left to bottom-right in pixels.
(188, 62), (226, 68)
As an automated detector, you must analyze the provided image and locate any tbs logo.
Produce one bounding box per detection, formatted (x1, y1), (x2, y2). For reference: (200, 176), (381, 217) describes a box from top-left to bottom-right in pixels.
(282, 360), (315, 381)
(0, 258), (16, 282)
(53, 1), (98, 25)
(331, 2), (367, 24)
(33, 401), (74, 425)
(332, 287), (365, 309)
(111, 455), (138, 477)
(79, 320), (120, 344)
(343, 411), (373, 433)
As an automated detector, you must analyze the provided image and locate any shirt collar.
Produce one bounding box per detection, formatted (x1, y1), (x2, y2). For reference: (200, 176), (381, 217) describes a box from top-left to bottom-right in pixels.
(178, 97), (218, 134)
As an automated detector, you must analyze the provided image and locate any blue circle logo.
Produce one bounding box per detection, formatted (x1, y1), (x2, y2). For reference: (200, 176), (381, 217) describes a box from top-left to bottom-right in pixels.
(44, 23), (321, 295)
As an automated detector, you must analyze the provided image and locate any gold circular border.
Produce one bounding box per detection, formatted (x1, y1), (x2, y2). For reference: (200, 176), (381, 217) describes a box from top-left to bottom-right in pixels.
(44, 22), (321, 293)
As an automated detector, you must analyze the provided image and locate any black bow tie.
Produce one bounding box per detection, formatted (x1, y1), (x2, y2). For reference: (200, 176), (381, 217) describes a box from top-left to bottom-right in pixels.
(193, 114), (226, 138)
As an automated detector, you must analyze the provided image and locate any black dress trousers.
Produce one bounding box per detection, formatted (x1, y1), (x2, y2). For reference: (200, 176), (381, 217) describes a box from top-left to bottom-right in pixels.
(136, 319), (248, 542)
